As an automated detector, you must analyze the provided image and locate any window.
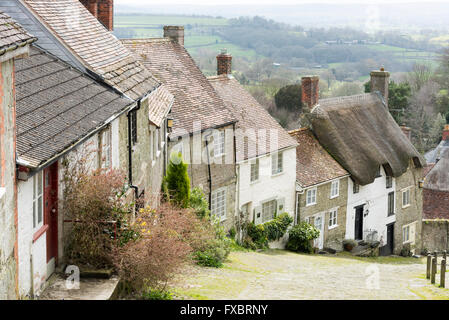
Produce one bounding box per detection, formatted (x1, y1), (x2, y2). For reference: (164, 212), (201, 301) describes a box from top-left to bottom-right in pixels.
(375, 166), (381, 178)
(353, 183), (360, 194)
(330, 180), (339, 198)
(250, 159), (259, 182)
(306, 188), (317, 206)
(386, 175), (393, 189)
(157, 128), (161, 152)
(403, 225), (410, 243)
(33, 171), (44, 232)
(99, 128), (111, 168)
(153, 128), (157, 160)
(271, 152), (283, 175)
(211, 188), (226, 220)
(305, 216), (312, 224)
(130, 110), (137, 145)
(388, 192), (395, 216)
(402, 188), (411, 208)
(213, 131), (225, 157)
(329, 209), (338, 228)
(262, 200), (277, 223)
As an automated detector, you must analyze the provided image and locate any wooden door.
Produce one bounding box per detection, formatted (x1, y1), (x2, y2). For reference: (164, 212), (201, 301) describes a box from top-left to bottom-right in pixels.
(387, 223), (394, 255)
(314, 213), (324, 249)
(44, 162), (58, 265)
(354, 206), (364, 240)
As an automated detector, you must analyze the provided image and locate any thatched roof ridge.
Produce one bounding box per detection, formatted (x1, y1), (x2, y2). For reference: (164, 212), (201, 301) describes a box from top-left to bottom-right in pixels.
(308, 93), (425, 185)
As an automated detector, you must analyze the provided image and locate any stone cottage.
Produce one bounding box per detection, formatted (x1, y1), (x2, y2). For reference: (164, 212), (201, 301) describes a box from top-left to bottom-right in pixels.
(305, 70), (425, 255)
(288, 128), (350, 251)
(122, 31), (239, 231)
(0, 11), (35, 300)
(208, 52), (298, 245)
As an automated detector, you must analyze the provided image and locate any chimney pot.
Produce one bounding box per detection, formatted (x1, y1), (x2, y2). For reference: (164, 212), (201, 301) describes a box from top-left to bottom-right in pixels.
(370, 68), (390, 107)
(80, 0), (114, 31)
(164, 26), (184, 46)
(301, 76), (320, 109)
(443, 124), (449, 141)
(217, 49), (232, 76)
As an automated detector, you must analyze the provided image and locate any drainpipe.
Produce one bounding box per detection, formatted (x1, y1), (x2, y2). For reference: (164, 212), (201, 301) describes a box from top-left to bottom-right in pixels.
(204, 131), (213, 209)
(127, 101), (142, 200)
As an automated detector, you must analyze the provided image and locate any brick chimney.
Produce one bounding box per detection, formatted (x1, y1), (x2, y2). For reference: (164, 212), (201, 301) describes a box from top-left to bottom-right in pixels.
(443, 124), (449, 141)
(80, 0), (114, 31)
(400, 126), (412, 141)
(370, 67), (390, 106)
(301, 76), (319, 109)
(163, 26), (184, 46)
(217, 49), (232, 76)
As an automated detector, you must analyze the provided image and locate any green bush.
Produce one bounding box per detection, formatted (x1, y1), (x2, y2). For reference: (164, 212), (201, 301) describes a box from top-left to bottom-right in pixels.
(142, 288), (173, 300)
(189, 187), (210, 219)
(286, 222), (320, 253)
(246, 222), (268, 249)
(228, 226), (236, 239)
(164, 153), (190, 208)
(264, 213), (293, 241)
(193, 237), (230, 268)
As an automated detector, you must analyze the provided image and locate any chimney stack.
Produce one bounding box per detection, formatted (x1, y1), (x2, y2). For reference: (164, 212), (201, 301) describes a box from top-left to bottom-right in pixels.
(217, 49), (232, 76)
(301, 76), (319, 109)
(163, 26), (184, 46)
(370, 67), (390, 106)
(80, 0), (114, 31)
(443, 124), (449, 141)
(400, 126), (412, 141)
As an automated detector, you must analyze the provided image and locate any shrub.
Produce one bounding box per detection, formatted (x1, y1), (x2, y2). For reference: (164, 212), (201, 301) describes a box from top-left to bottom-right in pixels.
(245, 222), (268, 249)
(142, 288), (173, 300)
(264, 213), (293, 241)
(286, 222), (320, 253)
(228, 226), (236, 239)
(189, 187), (210, 219)
(164, 153), (190, 208)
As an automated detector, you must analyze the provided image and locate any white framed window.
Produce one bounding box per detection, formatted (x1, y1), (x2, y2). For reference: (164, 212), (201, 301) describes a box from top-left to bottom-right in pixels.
(306, 188), (317, 206)
(213, 131), (225, 157)
(33, 171), (44, 232)
(262, 199), (277, 223)
(402, 188), (411, 208)
(250, 158), (259, 183)
(100, 128), (111, 168)
(211, 188), (226, 220)
(271, 152), (283, 175)
(403, 225), (410, 243)
(329, 209), (338, 229)
(330, 180), (339, 199)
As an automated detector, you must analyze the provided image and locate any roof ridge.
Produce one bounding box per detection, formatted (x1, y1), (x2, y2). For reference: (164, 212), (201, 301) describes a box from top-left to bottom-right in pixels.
(288, 127), (309, 134)
(121, 38), (170, 43)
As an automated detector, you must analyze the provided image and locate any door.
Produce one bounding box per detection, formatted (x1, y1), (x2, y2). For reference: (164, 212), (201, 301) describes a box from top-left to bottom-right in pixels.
(314, 213), (324, 249)
(354, 205), (364, 240)
(44, 162), (58, 277)
(387, 223), (394, 255)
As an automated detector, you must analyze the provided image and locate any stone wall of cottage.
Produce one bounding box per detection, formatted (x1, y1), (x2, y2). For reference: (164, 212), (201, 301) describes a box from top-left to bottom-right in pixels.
(394, 164), (423, 255)
(0, 59), (17, 299)
(168, 124), (237, 231)
(422, 220), (449, 253)
(297, 177), (348, 251)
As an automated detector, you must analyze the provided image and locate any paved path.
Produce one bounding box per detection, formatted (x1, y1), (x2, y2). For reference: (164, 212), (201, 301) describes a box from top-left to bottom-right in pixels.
(171, 250), (449, 300)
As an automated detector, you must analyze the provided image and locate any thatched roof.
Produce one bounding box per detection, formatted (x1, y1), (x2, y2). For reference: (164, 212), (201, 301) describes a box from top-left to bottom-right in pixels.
(308, 93), (425, 185)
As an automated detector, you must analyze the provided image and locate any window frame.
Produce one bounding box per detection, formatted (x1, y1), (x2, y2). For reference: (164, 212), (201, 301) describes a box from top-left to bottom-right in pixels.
(387, 191), (395, 216)
(261, 199), (277, 223)
(386, 175), (393, 189)
(330, 180), (340, 199)
(250, 158), (259, 183)
(328, 208), (338, 229)
(353, 183), (360, 194)
(99, 127), (112, 169)
(33, 171), (44, 233)
(306, 187), (317, 206)
(271, 152), (283, 175)
(213, 131), (225, 158)
(402, 188), (411, 208)
(211, 188), (227, 221)
(402, 225), (410, 243)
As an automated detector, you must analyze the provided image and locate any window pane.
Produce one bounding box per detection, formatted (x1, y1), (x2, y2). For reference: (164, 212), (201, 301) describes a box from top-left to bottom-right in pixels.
(38, 196), (43, 224)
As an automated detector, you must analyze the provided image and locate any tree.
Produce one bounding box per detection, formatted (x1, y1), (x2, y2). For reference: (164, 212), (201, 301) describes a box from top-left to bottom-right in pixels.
(274, 84), (302, 112)
(164, 153), (190, 208)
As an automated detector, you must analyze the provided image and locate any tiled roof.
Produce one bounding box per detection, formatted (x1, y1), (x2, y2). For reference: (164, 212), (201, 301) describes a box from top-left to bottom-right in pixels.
(289, 128), (349, 188)
(147, 85), (174, 128)
(22, 0), (159, 100)
(15, 46), (134, 169)
(121, 38), (237, 137)
(425, 139), (449, 164)
(0, 11), (36, 53)
(209, 75), (297, 161)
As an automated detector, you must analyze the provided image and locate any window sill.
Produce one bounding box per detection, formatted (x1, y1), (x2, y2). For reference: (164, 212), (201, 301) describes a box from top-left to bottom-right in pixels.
(306, 202), (316, 207)
(271, 171), (284, 178)
(328, 224), (338, 230)
(402, 204), (411, 209)
(330, 195), (339, 200)
(33, 224), (49, 243)
(250, 179), (260, 185)
(387, 213), (395, 217)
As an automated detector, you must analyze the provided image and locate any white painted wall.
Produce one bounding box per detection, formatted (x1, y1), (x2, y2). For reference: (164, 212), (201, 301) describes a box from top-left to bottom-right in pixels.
(111, 118), (120, 169)
(346, 166), (396, 246)
(238, 147), (297, 248)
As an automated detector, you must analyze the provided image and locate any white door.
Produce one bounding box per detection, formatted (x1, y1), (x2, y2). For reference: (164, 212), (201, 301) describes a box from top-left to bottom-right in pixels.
(314, 213), (324, 249)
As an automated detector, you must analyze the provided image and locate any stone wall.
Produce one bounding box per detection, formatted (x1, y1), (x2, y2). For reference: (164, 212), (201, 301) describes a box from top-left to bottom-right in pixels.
(0, 59), (17, 299)
(297, 177), (349, 251)
(422, 220), (449, 253)
(423, 188), (449, 219)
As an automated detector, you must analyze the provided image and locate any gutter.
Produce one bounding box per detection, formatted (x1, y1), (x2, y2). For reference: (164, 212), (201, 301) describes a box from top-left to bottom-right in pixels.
(203, 131), (213, 210)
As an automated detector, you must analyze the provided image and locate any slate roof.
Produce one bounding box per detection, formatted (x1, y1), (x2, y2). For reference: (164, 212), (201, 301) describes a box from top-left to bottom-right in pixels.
(121, 38), (237, 138)
(425, 139), (449, 164)
(208, 74), (297, 162)
(0, 10), (36, 54)
(424, 148), (449, 192)
(289, 128), (349, 188)
(15, 46), (134, 169)
(309, 93), (425, 185)
(21, 0), (160, 100)
(147, 85), (174, 128)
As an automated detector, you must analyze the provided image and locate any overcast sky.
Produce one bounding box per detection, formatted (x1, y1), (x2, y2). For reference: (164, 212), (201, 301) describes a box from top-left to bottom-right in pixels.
(116, 0), (448, 5)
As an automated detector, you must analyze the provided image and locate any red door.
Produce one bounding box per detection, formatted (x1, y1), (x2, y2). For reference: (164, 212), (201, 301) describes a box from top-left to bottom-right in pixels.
(44, 162), (58, 264)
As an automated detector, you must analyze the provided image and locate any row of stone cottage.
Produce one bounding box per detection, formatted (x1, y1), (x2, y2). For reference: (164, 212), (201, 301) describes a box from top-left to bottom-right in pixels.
(0, 0), (431, 299)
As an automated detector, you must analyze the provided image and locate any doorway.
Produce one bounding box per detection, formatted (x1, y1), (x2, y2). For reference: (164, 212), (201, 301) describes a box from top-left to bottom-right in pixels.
(354, 205), (364, 240)
(44, 162), (58, 278)
(313, 213), (324, 249)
